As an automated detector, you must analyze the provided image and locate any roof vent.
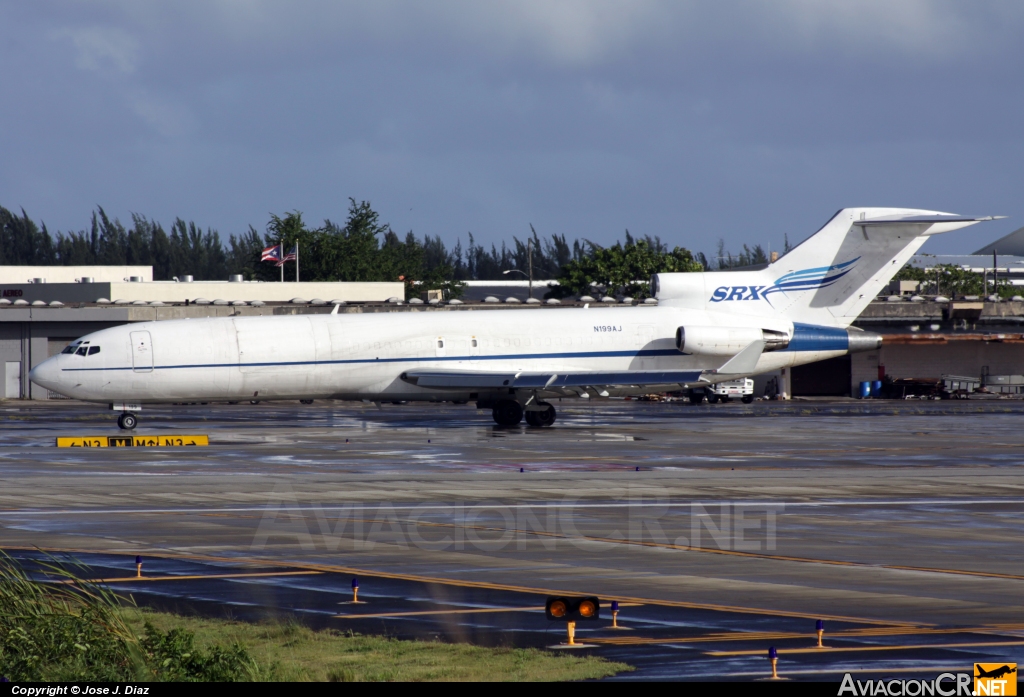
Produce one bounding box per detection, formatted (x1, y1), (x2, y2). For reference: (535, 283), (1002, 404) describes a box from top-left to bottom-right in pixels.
(229, 274), (244, 283)
(181, 275), (194, 283)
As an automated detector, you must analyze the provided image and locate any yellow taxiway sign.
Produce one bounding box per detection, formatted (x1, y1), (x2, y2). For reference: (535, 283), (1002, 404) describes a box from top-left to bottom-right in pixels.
(56, 435), (210, 448)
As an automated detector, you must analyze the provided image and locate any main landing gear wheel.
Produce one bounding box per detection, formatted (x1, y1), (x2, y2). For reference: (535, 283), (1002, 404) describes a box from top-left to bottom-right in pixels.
(689, 392), (705, 405)
(117, 413), (138, 430)
(707, 393), (720, 404)
(741, 395), (755, 404)
(492, 399), (524, 427)
(525, 402), (556, 428)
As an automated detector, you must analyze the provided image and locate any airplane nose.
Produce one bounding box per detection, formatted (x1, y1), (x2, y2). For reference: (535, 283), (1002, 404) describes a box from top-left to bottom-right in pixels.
(29, 357), (60, 391)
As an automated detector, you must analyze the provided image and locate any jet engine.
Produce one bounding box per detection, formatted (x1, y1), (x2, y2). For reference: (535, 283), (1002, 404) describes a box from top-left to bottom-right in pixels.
(675, 326), (790, 355)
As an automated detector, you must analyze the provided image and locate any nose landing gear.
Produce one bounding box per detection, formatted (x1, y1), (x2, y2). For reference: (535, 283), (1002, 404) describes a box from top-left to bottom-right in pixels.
(117, 413), (138, 430)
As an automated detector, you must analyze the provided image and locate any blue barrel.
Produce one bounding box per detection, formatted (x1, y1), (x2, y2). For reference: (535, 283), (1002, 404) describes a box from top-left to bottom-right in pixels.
(872, 380), (883, 398)
(859, 381), (872, 399)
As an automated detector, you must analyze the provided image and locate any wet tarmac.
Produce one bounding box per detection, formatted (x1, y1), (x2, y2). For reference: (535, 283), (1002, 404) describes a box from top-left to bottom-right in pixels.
(2, 399), (1023, 680)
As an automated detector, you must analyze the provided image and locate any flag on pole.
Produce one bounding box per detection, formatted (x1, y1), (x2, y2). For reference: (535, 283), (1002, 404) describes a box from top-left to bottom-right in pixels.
(261, 244), (282, 262)
(274, 245), (297, 268)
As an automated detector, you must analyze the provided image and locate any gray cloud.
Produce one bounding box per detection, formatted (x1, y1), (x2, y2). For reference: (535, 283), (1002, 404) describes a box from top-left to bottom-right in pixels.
(2, 0), (1022, 256)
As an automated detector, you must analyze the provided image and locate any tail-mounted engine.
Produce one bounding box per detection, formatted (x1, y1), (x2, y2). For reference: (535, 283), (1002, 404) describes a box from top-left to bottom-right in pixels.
(675, 326), (790, 355)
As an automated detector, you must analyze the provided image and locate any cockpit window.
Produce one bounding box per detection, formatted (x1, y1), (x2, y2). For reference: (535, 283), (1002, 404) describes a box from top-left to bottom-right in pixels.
(76, 346), (88, 356)
(88, 346), (100, 355)
(61, 345), (76, 354)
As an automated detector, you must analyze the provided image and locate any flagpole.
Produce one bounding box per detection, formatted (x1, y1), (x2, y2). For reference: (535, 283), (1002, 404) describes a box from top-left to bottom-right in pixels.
(296, 244), (300, 283)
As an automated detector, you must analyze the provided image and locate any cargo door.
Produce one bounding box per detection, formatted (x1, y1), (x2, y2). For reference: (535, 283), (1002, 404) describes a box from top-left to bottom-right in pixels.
(130, 331), (154, 373)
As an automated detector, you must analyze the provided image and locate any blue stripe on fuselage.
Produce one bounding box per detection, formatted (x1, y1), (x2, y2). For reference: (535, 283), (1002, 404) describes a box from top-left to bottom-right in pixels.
(781, 323), (849, 352)
(61, 348), (685, 373)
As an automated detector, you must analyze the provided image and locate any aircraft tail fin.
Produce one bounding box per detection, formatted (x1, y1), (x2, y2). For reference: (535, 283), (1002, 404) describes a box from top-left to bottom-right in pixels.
(757, 208), (998, 325)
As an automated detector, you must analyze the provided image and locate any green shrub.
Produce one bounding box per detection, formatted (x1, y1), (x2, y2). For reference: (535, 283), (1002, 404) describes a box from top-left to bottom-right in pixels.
(0, 554), (261, 682)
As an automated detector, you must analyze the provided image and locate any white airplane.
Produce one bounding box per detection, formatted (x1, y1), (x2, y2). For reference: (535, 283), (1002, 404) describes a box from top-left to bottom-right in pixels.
(30, 208), (999, 430)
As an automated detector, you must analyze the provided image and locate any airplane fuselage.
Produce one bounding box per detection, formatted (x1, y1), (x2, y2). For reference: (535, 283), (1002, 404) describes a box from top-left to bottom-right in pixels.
(30, 306), (844, 404)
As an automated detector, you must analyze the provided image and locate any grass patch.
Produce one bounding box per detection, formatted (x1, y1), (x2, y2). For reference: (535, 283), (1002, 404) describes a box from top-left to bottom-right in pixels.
(125, 610), (628, 682)
(0, 554), (630, 681)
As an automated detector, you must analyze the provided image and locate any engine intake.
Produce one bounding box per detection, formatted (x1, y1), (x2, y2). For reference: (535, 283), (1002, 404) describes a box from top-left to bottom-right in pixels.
(676, 326), (791, 355)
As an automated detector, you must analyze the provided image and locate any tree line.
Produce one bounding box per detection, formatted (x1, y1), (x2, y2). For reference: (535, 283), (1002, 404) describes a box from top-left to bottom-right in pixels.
(896, 263), (1017, 299)
(2, 200), (753, 298)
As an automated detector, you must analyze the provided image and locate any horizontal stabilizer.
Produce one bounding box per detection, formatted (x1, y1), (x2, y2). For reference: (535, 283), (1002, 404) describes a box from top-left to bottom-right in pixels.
(402, 369), (705, 390)
(854, 214), (1004, 225)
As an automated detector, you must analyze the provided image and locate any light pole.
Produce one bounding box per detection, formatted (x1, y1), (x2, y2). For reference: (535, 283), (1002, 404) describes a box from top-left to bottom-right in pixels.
(503, 237), (534, 298)
(502, 268), (532, 299)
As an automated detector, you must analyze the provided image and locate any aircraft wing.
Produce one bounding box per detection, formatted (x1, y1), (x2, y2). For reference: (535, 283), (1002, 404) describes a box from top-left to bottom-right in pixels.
(401, 369), (706, 390)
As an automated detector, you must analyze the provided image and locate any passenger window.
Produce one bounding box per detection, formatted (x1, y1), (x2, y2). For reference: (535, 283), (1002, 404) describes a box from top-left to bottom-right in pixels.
(88, 346), (101, 355)
(471, 339), (478, 348)
(437, 340), (444, 349)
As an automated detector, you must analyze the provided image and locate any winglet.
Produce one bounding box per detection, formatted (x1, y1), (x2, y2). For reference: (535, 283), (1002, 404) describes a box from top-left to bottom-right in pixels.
(715, 340), (765, 375)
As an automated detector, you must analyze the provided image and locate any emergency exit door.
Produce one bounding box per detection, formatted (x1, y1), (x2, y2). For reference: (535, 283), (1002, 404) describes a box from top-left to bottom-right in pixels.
(130, 331), (154, 372)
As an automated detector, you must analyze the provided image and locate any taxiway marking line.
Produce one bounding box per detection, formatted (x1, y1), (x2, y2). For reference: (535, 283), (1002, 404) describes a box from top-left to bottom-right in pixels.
(395, 519), (1024, 583)
(1, 498), (1021, 517)
(336, 606), (543, 619)
(709, 666), (975, 677)
(589, 626), (1024, 646)
(335, 601), (642, 620)
(707, 640), (1024, 656)
(175, 513), (1024, 586)
(0, 545), (918, 627)
(55, 570), (323, 584)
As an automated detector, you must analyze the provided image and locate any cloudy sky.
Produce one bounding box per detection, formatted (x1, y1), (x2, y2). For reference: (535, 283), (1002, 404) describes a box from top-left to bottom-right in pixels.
(2, 1), (1022, 257)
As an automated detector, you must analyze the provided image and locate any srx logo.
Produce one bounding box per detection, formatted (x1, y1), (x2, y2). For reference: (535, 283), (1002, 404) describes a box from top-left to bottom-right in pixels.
(710, 286), (767, 302)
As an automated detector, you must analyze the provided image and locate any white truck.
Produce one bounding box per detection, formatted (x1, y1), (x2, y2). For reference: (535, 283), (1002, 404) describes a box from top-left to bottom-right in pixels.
(689, 378), (755, 404)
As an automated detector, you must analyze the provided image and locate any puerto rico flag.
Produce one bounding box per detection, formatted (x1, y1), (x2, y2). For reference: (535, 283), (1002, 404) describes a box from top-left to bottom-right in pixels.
(261, 244), (282, 262)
